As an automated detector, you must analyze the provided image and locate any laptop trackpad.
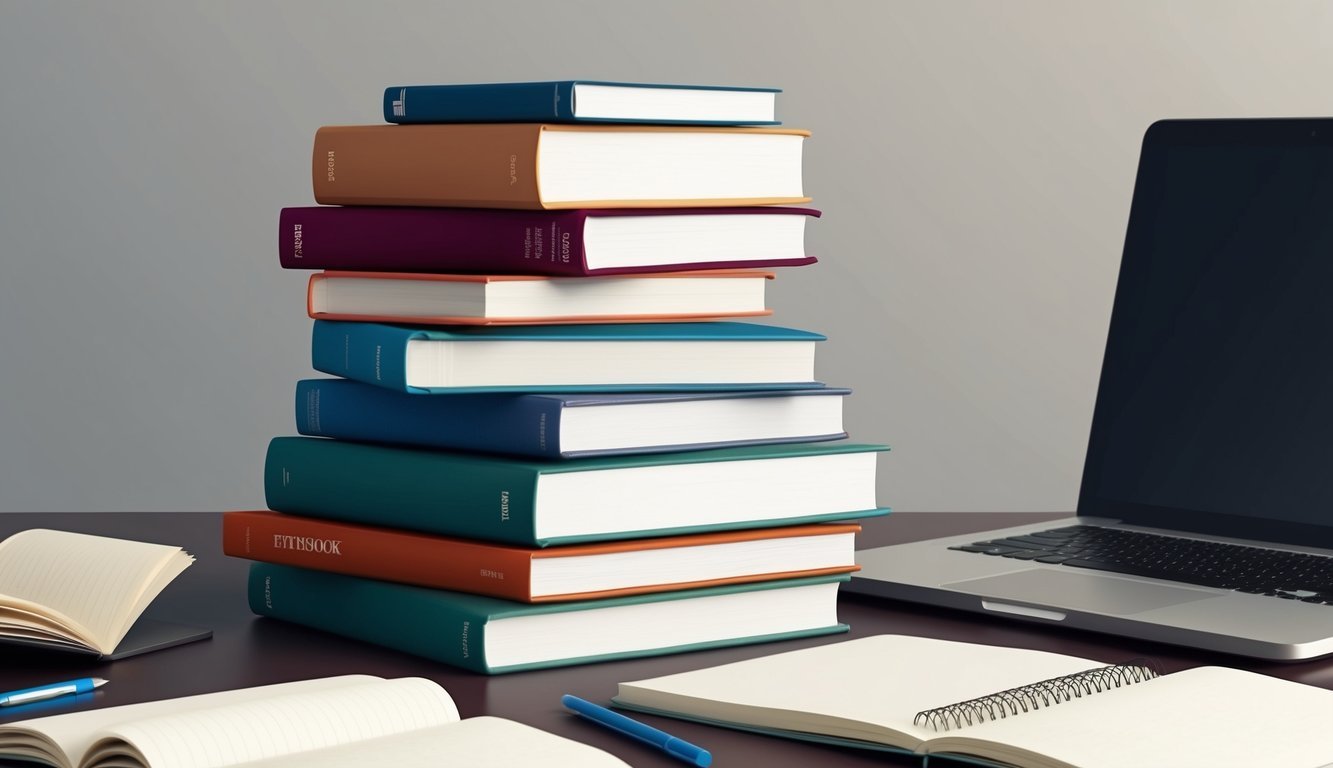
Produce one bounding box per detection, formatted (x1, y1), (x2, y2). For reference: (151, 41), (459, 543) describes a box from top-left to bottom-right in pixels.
(944, 568), (1220, 616)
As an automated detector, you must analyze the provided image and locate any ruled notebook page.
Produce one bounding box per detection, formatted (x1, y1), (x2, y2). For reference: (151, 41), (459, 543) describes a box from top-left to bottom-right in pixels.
(0, 677), (377, 768)
(0, 529), (193, 653)
(232, 717), (632, 768)
(82, 678), (460, 768)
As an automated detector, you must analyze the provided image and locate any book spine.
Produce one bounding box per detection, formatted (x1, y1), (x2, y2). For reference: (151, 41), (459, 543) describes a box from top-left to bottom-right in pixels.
(277, 206), (592, 275)
(383, 82), (572, 123)
(310, 321), (413, 391)
(295, 380), (566, 459)
(313, 124), (546, 208)
(247, 562), (495, 673)
(224, 511), (536, 601)
(263, 437), (544, 546)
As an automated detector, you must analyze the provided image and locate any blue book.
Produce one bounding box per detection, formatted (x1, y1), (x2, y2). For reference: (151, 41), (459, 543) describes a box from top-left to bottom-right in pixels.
(296, 379), (850, 459)
(310, 320), (825, 394)
(383, 81), (780, 125)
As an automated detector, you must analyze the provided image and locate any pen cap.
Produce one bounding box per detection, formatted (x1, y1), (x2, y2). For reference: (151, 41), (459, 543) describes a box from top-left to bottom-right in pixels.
(665, 737), (712, 767)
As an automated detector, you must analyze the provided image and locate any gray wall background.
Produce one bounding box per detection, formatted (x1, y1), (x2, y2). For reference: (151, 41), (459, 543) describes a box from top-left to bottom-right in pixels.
(1, 1), (1329, 513)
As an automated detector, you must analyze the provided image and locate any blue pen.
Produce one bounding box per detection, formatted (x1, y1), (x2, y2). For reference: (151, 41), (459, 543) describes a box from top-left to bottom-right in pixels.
(562, 694), (711, 767)
(0, 678), (107, 707)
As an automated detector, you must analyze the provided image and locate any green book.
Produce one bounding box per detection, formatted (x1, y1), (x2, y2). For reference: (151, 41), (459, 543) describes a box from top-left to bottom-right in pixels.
(264, 437), (889, 546)
(248, 563), (850, 674)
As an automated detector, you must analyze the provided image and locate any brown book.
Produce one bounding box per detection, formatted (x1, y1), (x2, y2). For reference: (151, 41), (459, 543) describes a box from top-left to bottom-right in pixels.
(223, 510), (858, 603)
(312, 124), (811, 209)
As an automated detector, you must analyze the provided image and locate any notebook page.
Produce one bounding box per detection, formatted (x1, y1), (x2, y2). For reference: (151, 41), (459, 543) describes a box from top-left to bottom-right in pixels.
(925, 666), (1333, 768)
(0, 530), (191, 653)
(615, 635), (1105, 749)
(226, 717), (631, 768)
(0, 604), (84, 637)
(0, 676), (378, 768)
(84, 678), (459, 768)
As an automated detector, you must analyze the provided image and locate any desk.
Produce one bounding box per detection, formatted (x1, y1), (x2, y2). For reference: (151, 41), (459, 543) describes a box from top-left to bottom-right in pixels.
(4, 512), (1332, 766)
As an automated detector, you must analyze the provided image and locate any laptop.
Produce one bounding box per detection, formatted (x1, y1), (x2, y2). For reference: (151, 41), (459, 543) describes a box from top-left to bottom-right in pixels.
(848, 117), (1333, 661)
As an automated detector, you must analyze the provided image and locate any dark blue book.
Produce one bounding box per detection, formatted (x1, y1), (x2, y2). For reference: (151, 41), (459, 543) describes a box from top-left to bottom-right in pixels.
(384, 81), (780, 125)
(295, 379), (850, 459)
(310, 320), (825, 394)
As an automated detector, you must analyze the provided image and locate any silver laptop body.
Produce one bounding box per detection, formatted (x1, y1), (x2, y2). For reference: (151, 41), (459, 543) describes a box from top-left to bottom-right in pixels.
(848, 118), (1333, 661)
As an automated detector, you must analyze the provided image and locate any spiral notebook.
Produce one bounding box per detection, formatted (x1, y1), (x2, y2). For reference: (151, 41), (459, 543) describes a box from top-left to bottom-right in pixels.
(613, 635), (1333, 768)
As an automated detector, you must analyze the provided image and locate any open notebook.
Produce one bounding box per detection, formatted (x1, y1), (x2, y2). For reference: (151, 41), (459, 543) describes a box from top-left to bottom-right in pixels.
(613, 634), (1333, 768)
(0, 529), (208, 659)
(0, 675), (628, 768)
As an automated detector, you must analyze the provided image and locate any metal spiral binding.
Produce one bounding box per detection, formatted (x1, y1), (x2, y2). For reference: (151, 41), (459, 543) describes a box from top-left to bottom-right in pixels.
(912, 659), (1161, 732)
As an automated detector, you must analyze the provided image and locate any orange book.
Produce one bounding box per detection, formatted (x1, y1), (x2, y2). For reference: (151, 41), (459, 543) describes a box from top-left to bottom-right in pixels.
(312, 124), (811, 209)
(306, 269), (774, 326)
(223, 510), (859, 603)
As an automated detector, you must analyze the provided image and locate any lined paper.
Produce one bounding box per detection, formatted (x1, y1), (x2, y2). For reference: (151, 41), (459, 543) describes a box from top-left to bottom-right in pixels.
(229, 718), (630, 768)
(88, 678), (458, 768)
(0, 529), (193, 652)
(0, 678), (623, 768)
(0, 676), (381, 768)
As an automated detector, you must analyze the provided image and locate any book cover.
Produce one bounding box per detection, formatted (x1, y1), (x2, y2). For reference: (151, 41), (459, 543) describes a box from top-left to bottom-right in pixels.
(383, 81), (781, 125)
(278, 206), (820, 275)
(263, 437), (890, 546)
(294, 378), (850, 459)
(223, 510), (861, 602)
(309, 320), (827, 394)
(311, 124), (811, 209)
(305, 270), (774, 326)
(248, 564), (850, 674)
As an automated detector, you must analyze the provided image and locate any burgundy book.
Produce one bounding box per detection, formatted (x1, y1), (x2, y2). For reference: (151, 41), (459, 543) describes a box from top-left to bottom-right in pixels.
(278, 206), (819, 276)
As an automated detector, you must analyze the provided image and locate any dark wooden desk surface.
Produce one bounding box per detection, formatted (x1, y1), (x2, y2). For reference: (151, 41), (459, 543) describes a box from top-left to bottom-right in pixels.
(4, 512), (1333, 766)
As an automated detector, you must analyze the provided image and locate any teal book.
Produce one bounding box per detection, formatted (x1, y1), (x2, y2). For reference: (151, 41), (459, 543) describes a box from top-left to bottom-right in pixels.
(310, 320), (825, 394)
(384, 81), (781, 125)
(248, 563), (849, 675)
(264, 437), (889, 547)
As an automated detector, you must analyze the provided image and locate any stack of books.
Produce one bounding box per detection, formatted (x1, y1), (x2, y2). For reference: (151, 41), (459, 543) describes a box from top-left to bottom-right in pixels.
(225, 81), (890, 674)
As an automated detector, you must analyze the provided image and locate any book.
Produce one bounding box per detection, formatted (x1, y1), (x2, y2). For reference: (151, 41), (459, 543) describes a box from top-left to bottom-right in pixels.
(0, 529), (207, 659)
(224, 510), (860, 602)
(293, 379), (850, 459)
(306, 269), (774, 325)
(312, 124), (809, 209)
(0, 675), (627, 768)
(278, 205), (819, 275)
(310, 320), (825, 394)
(384, 81), (780, 125)
(264, 437), (888, 546)
(249, 564), (849, 674)
(612, 634), (1333, 768)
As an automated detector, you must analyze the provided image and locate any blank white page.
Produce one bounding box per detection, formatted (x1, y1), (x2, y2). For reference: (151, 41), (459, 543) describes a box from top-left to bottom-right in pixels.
(233, 717), (631, 768)
(927, 666), (1333, 768)
(0, 676), (378, 768)
(615, 634), (1106, 749)
(0, 529), (193, 653)
(84, 678), (459, 768)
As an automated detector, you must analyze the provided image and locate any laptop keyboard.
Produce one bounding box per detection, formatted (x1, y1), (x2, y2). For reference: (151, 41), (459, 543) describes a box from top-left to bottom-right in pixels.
(950, 525), (1333, 604)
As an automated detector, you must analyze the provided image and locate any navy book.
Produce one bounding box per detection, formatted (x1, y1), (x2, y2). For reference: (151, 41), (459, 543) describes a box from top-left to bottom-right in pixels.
(384, 81), (780, 125)
(295, 378), (850, 459)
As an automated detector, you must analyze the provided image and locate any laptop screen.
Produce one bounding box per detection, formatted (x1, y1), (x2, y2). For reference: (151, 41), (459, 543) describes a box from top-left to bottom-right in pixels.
(1079, 119), (1333, 547)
